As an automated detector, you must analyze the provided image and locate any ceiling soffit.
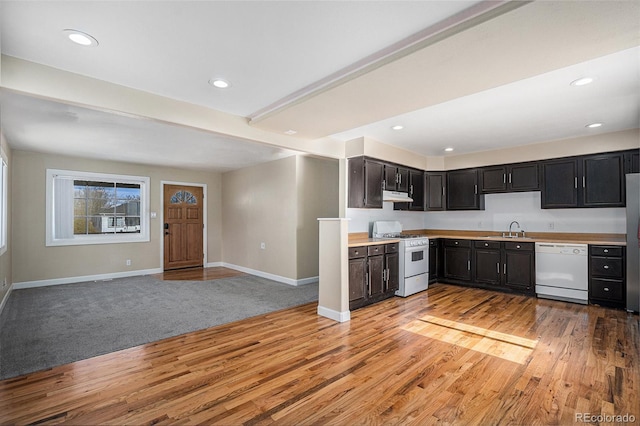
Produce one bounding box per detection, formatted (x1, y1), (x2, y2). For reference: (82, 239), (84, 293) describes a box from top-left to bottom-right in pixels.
(249, 1), (640, 139)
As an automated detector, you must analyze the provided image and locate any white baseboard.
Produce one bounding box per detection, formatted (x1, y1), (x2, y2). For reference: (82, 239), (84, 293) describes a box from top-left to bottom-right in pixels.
(13, 268), (163, 290)
(317, 305), (351, 323)
(222, 263), (318, 286)
(11, 263), (319, 290)
(0, 283), (13, 316)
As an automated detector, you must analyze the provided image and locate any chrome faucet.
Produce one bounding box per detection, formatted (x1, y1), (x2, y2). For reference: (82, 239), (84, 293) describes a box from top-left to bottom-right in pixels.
(505, 220), (524, 238)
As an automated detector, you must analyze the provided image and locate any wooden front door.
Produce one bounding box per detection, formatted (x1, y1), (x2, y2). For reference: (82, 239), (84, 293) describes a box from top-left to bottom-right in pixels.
(163, 184), (204, 270)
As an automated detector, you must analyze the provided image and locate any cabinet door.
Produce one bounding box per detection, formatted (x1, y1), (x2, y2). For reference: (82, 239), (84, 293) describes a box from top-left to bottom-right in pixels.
(409, 169), (425, 211)
(368, 255), (385, 298)
(364, 159), (384, 208)
(541, 159), (578, 208)
(384, 165), (398, 191)
(426, 172), (446, 211)
(474, 248), (501, 286)
(349, 257), (367, 304)
(480, 166), (507, 193)
(509, 163), (539, 191)
(397, 167), (410, 192)
(624, 149), (640, 174)
(386, 251), (399, 292)
(348, 157), (365, 208)
(447, 169), (484, 210)
(443, 246), (471, 281)
(503, 250), (534, 291)
(582, 153), (625, 207)
(429, 239), (439, 282)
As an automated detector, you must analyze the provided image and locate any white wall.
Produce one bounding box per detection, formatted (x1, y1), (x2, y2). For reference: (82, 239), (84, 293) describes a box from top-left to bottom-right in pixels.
(424, 191), (625, 234)
(347, 203), (425, 234)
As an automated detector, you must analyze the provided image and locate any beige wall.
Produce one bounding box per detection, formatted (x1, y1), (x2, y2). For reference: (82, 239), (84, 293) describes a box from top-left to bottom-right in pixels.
(11, 151), (222, 283)
(222, 156), (298, 279)
(0, 133), (11, 302)
(443, 128), (640, 170)
(296, 156), (340, 279)
(222, 154), (339, 281)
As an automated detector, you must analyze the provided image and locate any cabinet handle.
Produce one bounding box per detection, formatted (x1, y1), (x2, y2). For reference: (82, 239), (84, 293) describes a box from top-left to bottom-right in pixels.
(442, 186), (446, 196)
(497, 263), (500, 274)
(604, 287), (610, 292)
(410, 184), (414, 196)
(604, 249), (609, 253)
(455, 241), (459, 245)
(504, 264), (507, 274)
(485, 243), (489, 247)
(475, 184), (478, 194)
(382, 180), (386, 190)
(509, 173), (512, 184)
(516, 245), (521, 249)
(575, 177), (578, 189)
(367, 272), (371, 295)
(604, 265), (609, 269)
(503, 174), (506, 184)
(354, 250), (359, 255)
(468, 260), (471, 271)
(583, 176), (585, 188)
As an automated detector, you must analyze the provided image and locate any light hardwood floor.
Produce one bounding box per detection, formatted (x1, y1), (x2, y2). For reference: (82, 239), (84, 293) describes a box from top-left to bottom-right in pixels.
(1, 283), (638, 425)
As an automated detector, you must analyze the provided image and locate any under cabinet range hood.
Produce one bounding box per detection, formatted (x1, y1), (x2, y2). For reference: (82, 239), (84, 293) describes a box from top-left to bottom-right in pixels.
(383, 190), (413, 203)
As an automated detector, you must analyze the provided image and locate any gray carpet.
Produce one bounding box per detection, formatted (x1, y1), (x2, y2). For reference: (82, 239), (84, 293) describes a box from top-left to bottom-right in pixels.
(0, 274), (318, 380)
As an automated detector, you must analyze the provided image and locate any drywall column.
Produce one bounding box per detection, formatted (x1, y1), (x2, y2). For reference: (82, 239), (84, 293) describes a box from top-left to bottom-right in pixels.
(317, 218), (350, 322)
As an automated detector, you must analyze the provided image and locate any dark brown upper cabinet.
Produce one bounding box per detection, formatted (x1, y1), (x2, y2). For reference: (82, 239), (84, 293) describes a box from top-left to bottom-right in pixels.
(581, 153), (625, 207)
(447, 169), (485, 210)
(394, 169), (425, 211)
(541, 152), (626, 209)
(384, 164), (409, 192)
(425, 172), (446, 211)
(480, 163), (539, 193)
(624, 149), (640, 174)
(348, 157), (384, 209)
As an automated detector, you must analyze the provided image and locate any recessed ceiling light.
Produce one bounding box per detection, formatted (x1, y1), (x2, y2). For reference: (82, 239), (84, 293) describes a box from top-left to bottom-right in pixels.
(444, 147), (454, 152)
(209, 78), (231, 89)
(570, 77), (594, 86)
(391, 125), (404, 131)
(63, 29), (98, 47)
(284, 130), (297, 135)
(586, 122), (603, 128)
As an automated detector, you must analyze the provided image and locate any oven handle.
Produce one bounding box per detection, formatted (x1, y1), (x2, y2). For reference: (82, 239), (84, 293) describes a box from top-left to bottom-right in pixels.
(404, 244), (428, 253)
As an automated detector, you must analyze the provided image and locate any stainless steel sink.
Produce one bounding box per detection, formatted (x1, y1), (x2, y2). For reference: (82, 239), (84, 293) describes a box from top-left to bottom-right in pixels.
(478, 235), (534, 240)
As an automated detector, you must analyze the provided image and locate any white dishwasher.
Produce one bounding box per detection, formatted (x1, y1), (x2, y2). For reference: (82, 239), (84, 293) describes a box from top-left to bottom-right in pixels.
(535, 243), (588, 304)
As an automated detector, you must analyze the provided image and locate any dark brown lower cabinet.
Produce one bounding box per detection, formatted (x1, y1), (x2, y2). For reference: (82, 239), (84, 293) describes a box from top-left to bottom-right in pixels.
(441, 239), (534, 295)
(443, 239), (472, 282)
(349, 243), (399, 310)
(589, 245), (626, 309)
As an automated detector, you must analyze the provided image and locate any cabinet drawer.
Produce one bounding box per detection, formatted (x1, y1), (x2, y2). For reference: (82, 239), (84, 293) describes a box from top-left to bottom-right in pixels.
(590, 257), (623, 278)
(590, 246), (623, 257)
(444, 239), (471, 248)
(385, 243), (399, 254)
(367, 245), (385, 256)
(348, 246), (366, 259)
(590, 278), (624, 302)
(504, 241), (534, 252)
(474, 240), (501, 250)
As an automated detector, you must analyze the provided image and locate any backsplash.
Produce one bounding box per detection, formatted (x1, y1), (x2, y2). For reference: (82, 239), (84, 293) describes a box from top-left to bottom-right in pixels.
(347, 191), (626, 235)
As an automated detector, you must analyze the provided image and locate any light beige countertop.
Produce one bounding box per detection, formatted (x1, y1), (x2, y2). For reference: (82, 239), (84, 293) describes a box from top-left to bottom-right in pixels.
(348, 230), (626, 247)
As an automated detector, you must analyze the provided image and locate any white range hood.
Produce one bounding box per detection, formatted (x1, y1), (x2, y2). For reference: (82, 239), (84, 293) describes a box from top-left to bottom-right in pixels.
(383, 190), (413, 203)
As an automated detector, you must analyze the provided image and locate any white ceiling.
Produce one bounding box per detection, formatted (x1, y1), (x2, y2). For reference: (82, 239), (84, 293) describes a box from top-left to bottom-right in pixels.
(0, 1), (638, 171)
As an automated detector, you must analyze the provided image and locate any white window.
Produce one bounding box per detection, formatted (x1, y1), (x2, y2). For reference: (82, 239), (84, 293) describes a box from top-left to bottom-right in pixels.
(46, 169), (150, 246)
(0, 154), (7, 255)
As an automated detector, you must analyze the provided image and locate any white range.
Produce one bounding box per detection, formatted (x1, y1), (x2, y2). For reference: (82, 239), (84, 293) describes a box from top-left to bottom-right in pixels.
(373, 221), (429, 297)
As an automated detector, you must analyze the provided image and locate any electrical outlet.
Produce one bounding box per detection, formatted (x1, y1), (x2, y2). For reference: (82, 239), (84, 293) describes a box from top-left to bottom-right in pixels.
(126, 259), (132, 266)
(547, 222), (555, 230)
(260, 242), (266, 250)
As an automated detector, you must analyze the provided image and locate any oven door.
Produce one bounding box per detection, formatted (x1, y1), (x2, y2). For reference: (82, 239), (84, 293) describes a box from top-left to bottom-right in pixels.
(404, 244), (428, 278)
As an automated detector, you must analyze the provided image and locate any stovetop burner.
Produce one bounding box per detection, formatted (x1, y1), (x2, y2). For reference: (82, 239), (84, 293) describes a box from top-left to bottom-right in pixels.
(377, 233), (422, 239)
